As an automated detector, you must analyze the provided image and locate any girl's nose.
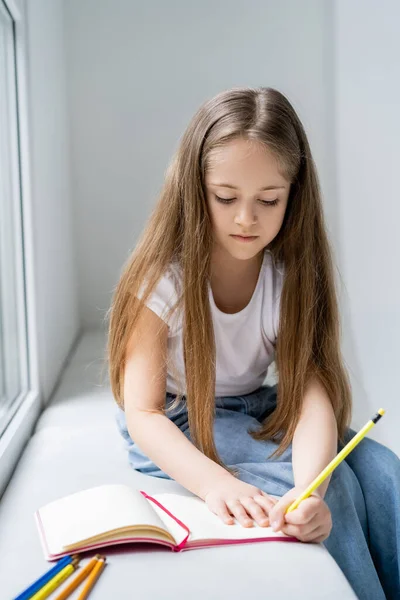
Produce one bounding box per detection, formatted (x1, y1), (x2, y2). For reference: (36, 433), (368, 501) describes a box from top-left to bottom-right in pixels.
(235, 208), (257, 227)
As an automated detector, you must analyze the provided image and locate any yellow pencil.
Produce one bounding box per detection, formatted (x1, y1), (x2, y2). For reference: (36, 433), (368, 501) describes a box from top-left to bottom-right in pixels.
(52, 555), (101, 600)
(29, 557), (80, 600)
(286, 408), (385, 514)
(76, 556), (106, 600)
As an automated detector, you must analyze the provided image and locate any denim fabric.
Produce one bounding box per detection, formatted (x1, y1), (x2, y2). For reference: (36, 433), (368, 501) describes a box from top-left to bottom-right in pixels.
(115, 384), (400, 599)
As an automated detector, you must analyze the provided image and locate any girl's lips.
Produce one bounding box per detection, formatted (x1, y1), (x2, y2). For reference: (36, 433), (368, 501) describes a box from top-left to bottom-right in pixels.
(231, 235), (258, 242)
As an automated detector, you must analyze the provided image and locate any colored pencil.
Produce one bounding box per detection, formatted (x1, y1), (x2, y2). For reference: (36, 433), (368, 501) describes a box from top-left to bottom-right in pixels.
(52, 555), (101, 600)
(76, 556), (106, 600)
(286, 408), (385, 513)
(13, 555), (78, 600)
(29, 557), (80, 600)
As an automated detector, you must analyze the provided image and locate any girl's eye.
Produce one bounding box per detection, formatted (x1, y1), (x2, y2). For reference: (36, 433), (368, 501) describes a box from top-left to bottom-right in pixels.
(215, 195), (279, 207)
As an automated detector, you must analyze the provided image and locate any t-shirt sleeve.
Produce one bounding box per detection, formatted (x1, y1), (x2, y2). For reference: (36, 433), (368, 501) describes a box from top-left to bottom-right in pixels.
(136, 265), (181, 329)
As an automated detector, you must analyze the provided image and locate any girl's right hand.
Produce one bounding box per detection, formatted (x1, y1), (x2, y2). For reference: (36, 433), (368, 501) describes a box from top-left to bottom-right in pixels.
(204, 477), (278, 527)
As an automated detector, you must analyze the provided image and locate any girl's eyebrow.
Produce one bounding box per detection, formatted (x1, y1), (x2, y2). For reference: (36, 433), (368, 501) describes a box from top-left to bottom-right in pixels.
(208, 182), (286, 191)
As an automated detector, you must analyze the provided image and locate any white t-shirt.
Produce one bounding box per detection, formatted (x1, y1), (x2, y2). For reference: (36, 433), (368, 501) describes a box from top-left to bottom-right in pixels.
(136, 249), (284, 397)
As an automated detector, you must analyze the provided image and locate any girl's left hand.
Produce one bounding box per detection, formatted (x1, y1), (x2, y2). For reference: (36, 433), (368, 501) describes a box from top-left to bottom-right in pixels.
(262, 485), (332, 543)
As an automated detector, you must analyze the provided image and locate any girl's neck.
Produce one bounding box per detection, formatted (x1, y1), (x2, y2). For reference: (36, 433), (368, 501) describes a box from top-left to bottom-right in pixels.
(210, 248), (264, 287)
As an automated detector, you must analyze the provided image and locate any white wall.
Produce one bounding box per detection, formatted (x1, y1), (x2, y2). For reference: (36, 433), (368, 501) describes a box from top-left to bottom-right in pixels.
(25, 0), (80, 404)
(63, 0), (337, 329)
(26, 0), (398, 452)
(334, 0), (400, 450)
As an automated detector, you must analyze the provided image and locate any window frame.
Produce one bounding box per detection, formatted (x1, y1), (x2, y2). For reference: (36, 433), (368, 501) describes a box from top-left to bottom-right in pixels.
(0, 0), (41, 498)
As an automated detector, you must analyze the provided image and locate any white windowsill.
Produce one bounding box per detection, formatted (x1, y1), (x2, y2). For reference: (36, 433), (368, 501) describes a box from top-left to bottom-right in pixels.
(0, 389), (41, 498)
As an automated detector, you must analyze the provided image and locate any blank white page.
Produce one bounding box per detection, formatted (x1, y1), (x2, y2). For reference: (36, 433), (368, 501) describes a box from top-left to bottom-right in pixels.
(38, 484), (167, 555)
(151, 492), (290, 544)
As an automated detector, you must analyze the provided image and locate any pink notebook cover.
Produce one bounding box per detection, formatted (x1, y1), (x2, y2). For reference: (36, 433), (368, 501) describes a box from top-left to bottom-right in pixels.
(35, 490), (300, 561)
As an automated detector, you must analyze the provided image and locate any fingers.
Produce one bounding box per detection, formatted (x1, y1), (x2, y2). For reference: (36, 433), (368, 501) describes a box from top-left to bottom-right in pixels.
(225, 500), (255, 527)
(211, 491), (283, 528)
(227, 492), (277, 527)
(213, 499), (235, 525)
(284, 506), (314, 526)
(221, 496), (273, 528)
(286, 494), (327, 525)
(284, 522), (327, 543)
(263, 492), (279, 504)
(209, 486), (331, 541)
(240, 497), (270, 527)
(253, 492), (278, 515)
(280, 519), (329, 543)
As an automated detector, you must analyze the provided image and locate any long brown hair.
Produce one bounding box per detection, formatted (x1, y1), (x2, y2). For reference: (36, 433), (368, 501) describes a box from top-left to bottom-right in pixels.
(104, 86), (352, 474)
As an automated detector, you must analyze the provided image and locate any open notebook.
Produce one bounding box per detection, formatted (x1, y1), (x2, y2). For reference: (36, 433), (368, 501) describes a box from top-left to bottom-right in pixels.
(35, 484), (300, 560)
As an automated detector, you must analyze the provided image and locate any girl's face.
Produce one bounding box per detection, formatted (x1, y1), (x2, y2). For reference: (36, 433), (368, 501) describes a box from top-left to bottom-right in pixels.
(204, 138), (290, 261)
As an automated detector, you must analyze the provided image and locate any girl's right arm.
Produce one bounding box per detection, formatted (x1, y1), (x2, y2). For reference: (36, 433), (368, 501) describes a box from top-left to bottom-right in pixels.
(123, 305), (276, 527)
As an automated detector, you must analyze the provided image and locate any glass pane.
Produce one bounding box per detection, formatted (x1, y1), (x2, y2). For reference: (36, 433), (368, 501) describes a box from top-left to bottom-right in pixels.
(0, 1), (28, 435)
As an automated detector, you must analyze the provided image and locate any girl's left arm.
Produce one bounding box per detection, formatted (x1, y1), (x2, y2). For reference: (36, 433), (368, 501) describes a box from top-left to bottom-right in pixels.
(292, 377), (338, 499)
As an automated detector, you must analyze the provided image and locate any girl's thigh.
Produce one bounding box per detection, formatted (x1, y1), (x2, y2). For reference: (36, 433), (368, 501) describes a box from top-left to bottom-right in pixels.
(338, 426), (400, 496)
(209, 386), (295, 495)
(116, 385), (290, 483)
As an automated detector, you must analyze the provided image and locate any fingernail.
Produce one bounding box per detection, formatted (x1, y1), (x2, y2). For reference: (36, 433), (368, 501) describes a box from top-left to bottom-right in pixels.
(271, 521), (279, 531)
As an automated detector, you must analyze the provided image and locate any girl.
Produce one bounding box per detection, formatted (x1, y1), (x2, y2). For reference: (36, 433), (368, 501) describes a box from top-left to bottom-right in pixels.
(106, 87), (400, 599)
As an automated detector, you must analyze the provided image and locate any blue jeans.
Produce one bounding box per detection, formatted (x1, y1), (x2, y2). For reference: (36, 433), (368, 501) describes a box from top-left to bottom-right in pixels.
(115, 384), (400, 600)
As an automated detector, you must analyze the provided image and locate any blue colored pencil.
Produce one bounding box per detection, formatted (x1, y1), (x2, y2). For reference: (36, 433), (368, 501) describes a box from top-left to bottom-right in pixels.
(13, 555), (74, 600)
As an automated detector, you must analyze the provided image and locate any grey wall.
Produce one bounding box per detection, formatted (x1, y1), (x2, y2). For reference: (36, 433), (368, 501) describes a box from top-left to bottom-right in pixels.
(26, 0), (80, 405)
(24, 0), (399, 452)
(334, 0), (400, 448)
(63, 0), (337, 328)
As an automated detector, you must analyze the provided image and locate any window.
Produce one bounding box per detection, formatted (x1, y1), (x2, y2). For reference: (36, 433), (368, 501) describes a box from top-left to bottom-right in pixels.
(0, 0), (41, 498)
(0, 0), (29, 437)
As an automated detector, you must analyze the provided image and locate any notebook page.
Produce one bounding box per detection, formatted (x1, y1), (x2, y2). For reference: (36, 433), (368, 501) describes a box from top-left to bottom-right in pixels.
(38, 484), (168, 555)
(151, 492), (291, 543)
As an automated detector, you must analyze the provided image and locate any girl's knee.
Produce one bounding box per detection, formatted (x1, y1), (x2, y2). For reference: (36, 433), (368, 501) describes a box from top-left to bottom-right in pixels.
(328, 459), (354, 487)
(326, 460), (363, 505)
(359, 435), (400, 475)
(378, 444), (400, 481)
(325, 461), (367, 523)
